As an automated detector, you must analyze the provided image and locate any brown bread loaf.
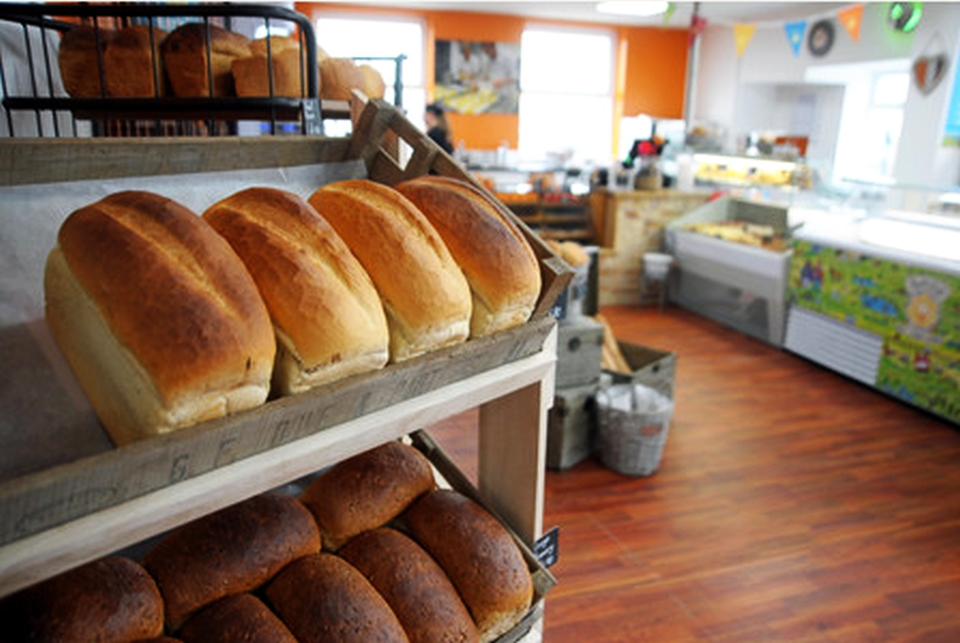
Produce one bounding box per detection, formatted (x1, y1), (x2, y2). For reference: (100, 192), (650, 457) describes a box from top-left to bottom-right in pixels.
(58, 25), (112, 97)
(0, 556), (163, 642)
(177, 593), (297, 643)
(232, 36), (307, 98)
(264, 553), (410, 643)
(203, 187), (389, 395)
(308, 179), (471, 362)
(403, 489), (534, 642)
(338, 527), (479, 643)
(299, 441), (435, 551)
(162, 23), (251, 97)
(142, 492), (320, 630)
(395, 175), (542, 336)
(43, 190), (275, 446)
(103, 25), (167, 97)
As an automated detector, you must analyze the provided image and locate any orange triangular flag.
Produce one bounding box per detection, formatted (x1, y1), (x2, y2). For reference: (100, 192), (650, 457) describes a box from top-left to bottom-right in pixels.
(733, 23), (756, 58)
(837, 4), (863, 42)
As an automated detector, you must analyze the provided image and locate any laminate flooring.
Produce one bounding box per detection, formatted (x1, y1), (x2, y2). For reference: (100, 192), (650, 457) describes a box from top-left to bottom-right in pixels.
(426, 305), (960, 642)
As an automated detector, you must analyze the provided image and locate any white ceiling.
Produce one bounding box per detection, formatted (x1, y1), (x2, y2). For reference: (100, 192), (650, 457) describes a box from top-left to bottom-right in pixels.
(335, 1), (852, 27)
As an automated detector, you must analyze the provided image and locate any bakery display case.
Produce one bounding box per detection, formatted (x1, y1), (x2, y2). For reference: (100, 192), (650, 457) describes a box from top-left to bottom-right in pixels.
(0, 95), (568, 640)
(692, 153), (813, 191)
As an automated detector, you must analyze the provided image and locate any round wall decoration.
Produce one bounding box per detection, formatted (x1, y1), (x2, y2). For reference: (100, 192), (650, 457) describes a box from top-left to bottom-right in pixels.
(807, 19), (835, 57)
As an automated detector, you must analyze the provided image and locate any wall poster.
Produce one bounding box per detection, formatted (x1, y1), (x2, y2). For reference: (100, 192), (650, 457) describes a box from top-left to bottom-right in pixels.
(434, 40), (520, 115)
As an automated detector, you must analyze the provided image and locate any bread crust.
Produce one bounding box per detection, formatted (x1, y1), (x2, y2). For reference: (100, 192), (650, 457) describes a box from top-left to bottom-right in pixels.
(142, 492), (320, 630)
(203, 187), (388, 394)
(0, 556), (163, 642)
(308, 179), (471, 361)
(339, 527), (479, 643)
(44, 190), (275, 445)
(265, 553), (410, 643)
(178, 593), (298, 643)
(162, 23), (250, 96)
(300, 441), (435, 551)
(395, 176), (541, 336)
(403, 489), (533, 642)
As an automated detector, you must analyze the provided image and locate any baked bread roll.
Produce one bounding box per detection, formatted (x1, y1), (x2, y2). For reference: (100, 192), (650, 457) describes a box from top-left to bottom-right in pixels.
(203, 187), (389, 395)
(395, 176), (541, 336)
(58, 25), (113, 98)
(0, 556), (163, 642)
(178, 594), (297, 643)
(308, 180), (471, 362)
(162, 23), (251, 97)
(403, 489), (533, 642)
(265, 553), (410, 643)
(104, 25), (167, 97)
(299, 441), (435, 551)
(43, 190), (275, 446)
(232, 36), (307, 98)
(339, 527), (479, 643)
(142, 492), (320, 630)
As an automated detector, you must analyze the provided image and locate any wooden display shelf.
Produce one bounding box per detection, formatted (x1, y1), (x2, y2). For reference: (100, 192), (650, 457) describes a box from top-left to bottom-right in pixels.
(0, 95), (571, 600)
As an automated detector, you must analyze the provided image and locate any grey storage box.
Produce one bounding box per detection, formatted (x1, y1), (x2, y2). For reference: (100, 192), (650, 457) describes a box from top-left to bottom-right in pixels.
(556, 317), (604, 389)
(547, 382), (598, 471)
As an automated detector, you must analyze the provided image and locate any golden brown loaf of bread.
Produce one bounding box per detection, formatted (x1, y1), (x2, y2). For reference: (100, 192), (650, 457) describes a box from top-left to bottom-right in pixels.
(162, 23), (251, 97)
(308, 179), (471, 362)
(395, 176), (542, 337)
(265, 553), (410, 643)
(203, 187), (389, 395)
(43, 190), (275, 446)
(177, 593), (298, 643)
(319, 57), (366, 101)
(103, 25), (167, 97)
(359, 63), (386, 99)
(403, 489), (534, 642)
(339, 527), (480, 643)
(142, 492), (320, 630)
(232, 36), (307, 98)
(0, 556), (163, 642)
(58, 25), (112, 97)
(300, 441), (435, 551)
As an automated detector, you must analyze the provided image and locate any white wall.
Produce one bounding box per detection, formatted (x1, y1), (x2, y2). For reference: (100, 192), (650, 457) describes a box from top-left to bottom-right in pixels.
(694, 3), (960, 187)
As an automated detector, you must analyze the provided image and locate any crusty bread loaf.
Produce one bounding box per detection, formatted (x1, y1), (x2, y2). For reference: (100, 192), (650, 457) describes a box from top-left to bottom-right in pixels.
(265, 553), (410, 643)
(58, 25), (112, 98)
(403, 489), (533, 642)
(0, 556), (163, 642)
(232, 36), (307, 98)
(359, 64), (386, 99)
(43, 190), (275, 446)
(319, 57), (366, 101)
(142, 492), (320, 630)
(395, 176), (542, 337)
(162, 23), (250, 97)
(339, 527), (479, 643)
(203, 187), (389, 395)
(104, 25), (167, 97)
(178, 593), (297, 643)
(299, 441), (435, 551)
(308, 179), (471, 362)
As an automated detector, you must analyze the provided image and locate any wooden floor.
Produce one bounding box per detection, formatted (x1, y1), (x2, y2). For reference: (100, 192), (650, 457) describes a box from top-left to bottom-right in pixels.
(427, 305), (960, 643)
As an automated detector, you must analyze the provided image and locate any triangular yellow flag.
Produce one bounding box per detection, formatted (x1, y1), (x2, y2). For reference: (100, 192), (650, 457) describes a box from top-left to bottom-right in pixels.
(733, 23), (756, 58)
(837, 4), (863, 42)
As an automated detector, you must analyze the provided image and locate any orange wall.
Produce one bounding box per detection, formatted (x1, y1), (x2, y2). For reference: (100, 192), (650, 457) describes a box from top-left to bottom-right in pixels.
(297, 3), (688, 151)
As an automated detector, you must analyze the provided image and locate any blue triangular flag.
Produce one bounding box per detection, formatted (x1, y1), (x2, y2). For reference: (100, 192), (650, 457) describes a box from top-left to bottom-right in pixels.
(784, 20), (807, 57)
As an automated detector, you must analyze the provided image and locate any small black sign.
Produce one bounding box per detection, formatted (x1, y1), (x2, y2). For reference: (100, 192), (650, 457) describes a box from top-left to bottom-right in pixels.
(533, 526), (559, 568)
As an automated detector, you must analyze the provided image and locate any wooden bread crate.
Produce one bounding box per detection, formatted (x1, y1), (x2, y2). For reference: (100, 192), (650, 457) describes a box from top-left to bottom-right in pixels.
(0, 95), (571, 597)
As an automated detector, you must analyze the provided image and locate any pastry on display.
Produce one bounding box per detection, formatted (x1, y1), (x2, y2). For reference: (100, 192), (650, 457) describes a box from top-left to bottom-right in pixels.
(43, 190), (276, 446)
(203, 187), (389, 395)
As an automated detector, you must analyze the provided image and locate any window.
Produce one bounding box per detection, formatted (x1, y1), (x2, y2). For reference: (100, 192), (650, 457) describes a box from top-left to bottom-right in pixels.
(518, 26), (615, 165)
(314, 15), (425, 135)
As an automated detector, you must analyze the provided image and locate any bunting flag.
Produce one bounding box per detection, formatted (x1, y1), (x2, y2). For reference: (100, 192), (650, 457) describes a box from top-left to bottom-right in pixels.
(837, 4), (864, 42)
(662, 2), (676, 26)
(733, 23), (756, 58)
(784, 20), (807, 57)
(689, 14), (708, 47)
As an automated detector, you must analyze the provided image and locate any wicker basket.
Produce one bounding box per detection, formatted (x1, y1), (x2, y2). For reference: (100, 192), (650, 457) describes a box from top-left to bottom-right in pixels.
(596, 384), (673, 476)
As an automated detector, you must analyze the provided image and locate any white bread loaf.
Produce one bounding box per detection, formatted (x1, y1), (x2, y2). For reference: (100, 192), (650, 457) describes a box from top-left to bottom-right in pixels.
(103, 25), (167, 97)
(395, 176), (541, 337)
(203, 187), (389, 395)
(308, 180), (471, 362)
(43, 190), (275, 445)
(232, 36), (307, 98)
(58, 25), (112, 98)
(162, 23), (250, 97)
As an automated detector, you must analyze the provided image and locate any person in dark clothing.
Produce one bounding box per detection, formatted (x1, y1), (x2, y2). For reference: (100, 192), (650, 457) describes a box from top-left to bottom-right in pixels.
(424, 102), (454, 154)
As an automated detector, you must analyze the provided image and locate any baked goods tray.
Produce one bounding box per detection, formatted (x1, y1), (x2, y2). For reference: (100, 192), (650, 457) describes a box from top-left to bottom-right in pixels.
(0, 96), (571, 597)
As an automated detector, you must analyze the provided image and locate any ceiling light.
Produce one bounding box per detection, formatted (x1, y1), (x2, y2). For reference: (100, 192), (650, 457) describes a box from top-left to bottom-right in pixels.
(596, 1), (670, 18)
